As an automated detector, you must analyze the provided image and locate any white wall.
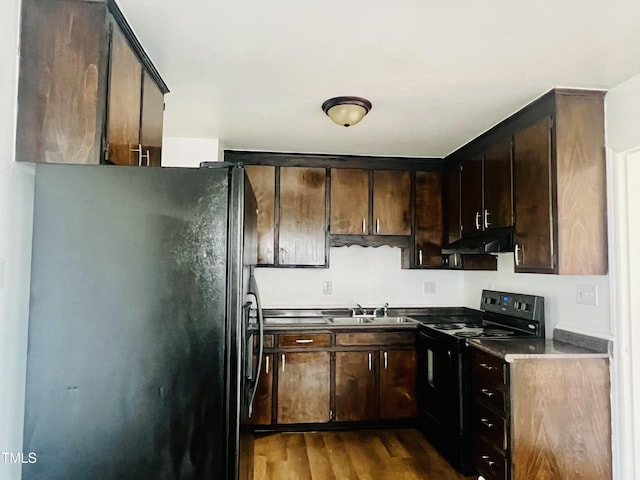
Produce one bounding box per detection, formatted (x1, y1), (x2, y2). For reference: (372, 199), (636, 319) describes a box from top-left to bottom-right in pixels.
(161, 137), (221, 167)
(255, 246), (464, 308)
(0, 1), (35, 479)
(463, 254), (611, 337)
(604, 73), (640, 480)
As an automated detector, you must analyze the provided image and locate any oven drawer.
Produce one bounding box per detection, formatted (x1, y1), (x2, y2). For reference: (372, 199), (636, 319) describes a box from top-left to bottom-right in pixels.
(473, 436), (508, 480)
(471, 348), (506, 386)
(473, 402), (507, 450)
(277, 333), (331, 348)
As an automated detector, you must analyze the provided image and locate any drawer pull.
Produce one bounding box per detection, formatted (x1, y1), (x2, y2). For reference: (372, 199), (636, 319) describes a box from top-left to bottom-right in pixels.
(480, 388), (495, 398)
(295, 339), (314, 344)
(482, 455), (496, 467)
(479, 363), (497, 371)
(480, 418), (495, 428)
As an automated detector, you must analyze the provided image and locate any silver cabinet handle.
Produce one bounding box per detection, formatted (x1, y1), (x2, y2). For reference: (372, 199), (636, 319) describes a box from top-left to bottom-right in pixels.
(484, 209), (491, 229)
(281, 353), (285, 372)
(480, 418), (495, 428)
(480, 388), (495, 398)
(362, 218), (366, 234)
(279, 248), (287, 263)
(418, 249), (423, 266)
(475, 211), (482, 230)
(265, 356), (269, 375)
(481, 455), (496, 467)
(515, 243), (521, 266)
(480, 363), (497, 371)
(376, 218), (380, 233)
(142, 149), (150, 166)
(295, 339), (313, 344)
(383, 351), (388, 369)
(131, 144), (142, 166)
(368, 352), (372, 371)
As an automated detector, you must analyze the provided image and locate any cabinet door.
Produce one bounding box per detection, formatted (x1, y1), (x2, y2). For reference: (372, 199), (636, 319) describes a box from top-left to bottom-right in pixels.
(251, 354), (273, 425)
(106, 23), (142, 166)
(379, 349), (417, 419)
(484, 137), (513, 229)
(277, 352), (330, 424)
(460, 155), (483, 235)
(335, 351), (377, 422)
(445, 164), (462, 244)
(513, 117), (554, 272)
(330, 169), (369, 234)
(245, 166), (276, 265)
(140, 72), (164, 166)
(415, 171), (443, 267)
(372, 170), (411, 235)
(16, 0), (104, 164)
(278, 167), (327, 266)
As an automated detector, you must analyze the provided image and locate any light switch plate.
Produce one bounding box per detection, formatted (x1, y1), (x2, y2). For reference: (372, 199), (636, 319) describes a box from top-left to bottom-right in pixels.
(322, 281), (333, 295)
(423, 281), (436, 294)
(576, 284), (598, 306)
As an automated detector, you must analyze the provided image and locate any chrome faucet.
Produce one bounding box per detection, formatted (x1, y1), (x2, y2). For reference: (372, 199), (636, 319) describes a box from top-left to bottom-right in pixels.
(374, 302), (389, 317)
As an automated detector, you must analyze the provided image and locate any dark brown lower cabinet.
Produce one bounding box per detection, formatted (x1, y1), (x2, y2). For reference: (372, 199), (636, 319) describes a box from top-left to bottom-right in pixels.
(379, 349), (417, 419)
(251, 354), (273, 425)
(335, 351), (377, 422)
(276, 351), (330, 424)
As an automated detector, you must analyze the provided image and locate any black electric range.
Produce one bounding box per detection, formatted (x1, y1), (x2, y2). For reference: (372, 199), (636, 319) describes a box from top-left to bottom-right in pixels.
(415, 290), (545, 474)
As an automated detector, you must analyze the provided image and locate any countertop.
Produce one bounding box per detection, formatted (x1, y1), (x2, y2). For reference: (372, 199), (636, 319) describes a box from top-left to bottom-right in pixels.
(467, 337), (610, 361)
(260, 307), (481, 330)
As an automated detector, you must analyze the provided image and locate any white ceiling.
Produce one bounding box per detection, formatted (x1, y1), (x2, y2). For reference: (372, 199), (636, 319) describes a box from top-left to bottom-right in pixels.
(118, 0), (640, 158)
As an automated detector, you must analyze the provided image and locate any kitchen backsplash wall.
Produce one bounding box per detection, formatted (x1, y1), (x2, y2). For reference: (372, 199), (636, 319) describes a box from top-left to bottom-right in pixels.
(463, 253), (611, 338)
(254, 245), (465, 308)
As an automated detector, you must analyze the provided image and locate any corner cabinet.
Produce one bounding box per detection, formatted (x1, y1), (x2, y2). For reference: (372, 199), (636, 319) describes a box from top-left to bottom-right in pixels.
(16, 0), (168, 165)
(512, 91), (607, 274)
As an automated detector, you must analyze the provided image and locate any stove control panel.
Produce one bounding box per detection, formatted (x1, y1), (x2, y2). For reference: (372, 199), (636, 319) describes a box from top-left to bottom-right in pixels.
(481, 290), (544, 321)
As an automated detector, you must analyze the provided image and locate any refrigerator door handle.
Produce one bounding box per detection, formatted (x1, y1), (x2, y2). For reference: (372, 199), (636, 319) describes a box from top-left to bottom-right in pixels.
(246, 272), (264, 418)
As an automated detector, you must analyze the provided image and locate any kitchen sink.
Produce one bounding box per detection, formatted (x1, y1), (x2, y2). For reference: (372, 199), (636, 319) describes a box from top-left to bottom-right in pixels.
(329, 317), (372, 325)
(368, 316), (418, 324)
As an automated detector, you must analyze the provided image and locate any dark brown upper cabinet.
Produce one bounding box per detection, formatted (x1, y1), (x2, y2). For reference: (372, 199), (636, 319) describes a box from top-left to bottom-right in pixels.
(330, 168), (411, 238)
(372, 170), (411, 235)
(278, 167), (328, 266)
(445, 163), (462, 245)
(412, 171), (444, 268)
(513, 91), (607, 274)
(16, 0), (168, 165)
(460, 141), (512, 236)
(245, 166), (276, 265)
(330, 168), (370, 235)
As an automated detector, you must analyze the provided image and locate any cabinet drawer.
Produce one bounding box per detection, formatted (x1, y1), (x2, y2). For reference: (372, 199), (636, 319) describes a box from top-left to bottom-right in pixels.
(473, 402), (507, 450)
(471, 348), (507, 386)
(472, 382), (507, 413)
(278, 333), (331, 348)
(335, 332), (414, 347)
(473, 436), (508, 480)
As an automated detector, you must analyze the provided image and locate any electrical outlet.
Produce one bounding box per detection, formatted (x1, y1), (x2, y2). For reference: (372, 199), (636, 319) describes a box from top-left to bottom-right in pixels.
(322, 281), (333, 295)
(576, 284), (598, 306)
(423, 281), (436, 294)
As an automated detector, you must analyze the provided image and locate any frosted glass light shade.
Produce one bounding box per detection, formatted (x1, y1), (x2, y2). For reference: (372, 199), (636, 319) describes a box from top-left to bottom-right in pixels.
(322, 96), (372, 127)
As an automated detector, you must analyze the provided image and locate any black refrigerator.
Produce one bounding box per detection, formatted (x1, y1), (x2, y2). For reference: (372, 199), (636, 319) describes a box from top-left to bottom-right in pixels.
(22, 163), (264, 480)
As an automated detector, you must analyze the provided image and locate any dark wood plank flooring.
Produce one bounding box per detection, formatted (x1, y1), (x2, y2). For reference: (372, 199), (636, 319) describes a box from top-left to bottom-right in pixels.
(253, 429), (476, 480)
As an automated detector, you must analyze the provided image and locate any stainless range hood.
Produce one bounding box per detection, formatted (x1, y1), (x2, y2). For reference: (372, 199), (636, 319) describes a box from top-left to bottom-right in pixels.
(441, 227), (514, 254)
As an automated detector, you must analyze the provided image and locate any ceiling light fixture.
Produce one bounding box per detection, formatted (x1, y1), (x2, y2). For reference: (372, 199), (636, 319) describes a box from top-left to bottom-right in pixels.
(322, 96), (372, 127)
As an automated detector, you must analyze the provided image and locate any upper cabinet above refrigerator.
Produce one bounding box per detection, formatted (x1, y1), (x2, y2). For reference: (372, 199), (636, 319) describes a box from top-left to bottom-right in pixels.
(15, 0), (169, 166)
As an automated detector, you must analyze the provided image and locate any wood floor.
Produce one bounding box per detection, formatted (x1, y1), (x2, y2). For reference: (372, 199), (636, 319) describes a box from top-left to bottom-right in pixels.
(252, 429), (476, 480)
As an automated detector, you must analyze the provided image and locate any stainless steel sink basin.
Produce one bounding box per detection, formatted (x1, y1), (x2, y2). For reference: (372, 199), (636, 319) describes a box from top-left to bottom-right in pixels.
(329, 317), (372, 325)
(368, 316), (418, 324)
(328, 316), (417, 325)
